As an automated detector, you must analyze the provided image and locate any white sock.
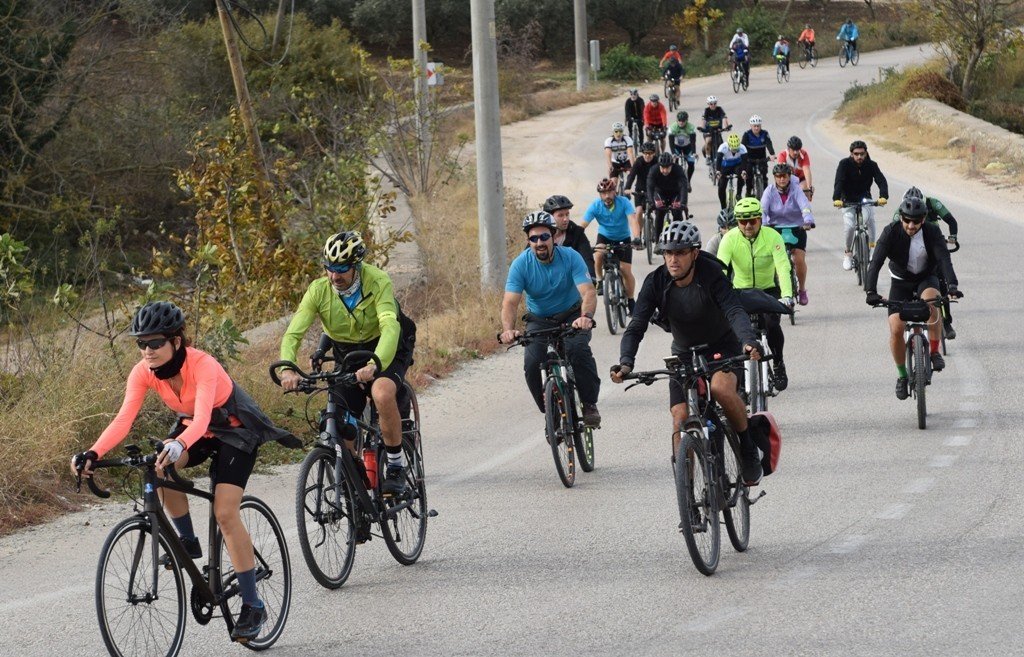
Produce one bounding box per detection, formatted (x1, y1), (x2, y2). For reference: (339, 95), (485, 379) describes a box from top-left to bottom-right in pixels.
(387, 451), (404, 468)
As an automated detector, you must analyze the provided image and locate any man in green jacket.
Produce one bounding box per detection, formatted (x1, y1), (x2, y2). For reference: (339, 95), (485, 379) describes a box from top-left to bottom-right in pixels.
(279, 231), (414, 496)
(717, 197), (793, 390)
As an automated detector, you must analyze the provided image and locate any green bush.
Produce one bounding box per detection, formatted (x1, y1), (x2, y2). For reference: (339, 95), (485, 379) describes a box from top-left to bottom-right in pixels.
(602, 44), (659, 81)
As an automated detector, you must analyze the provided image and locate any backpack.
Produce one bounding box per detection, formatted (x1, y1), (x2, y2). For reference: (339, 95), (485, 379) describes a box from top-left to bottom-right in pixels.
(749, 411), (782, 475)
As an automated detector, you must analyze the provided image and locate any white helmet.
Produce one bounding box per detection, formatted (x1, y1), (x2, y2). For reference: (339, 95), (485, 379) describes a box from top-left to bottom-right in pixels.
(611, 121), (625, 133)
(707, 95), (718, 104)
(749, 115), (763, 126)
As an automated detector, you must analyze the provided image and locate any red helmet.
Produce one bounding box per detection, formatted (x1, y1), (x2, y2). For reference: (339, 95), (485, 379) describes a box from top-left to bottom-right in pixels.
(596, 178), (617, 193)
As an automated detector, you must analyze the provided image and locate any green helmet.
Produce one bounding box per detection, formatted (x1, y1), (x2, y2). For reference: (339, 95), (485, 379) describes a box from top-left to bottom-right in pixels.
(733, 197), (763, 220)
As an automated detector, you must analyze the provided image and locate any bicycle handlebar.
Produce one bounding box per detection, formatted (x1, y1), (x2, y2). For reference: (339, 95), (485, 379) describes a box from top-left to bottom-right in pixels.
(76, 441), (195, 499)
(871, 295), (958, 310)
(841, 200), (880, 208)
(620, 352), (751, 390)
(498, 323), (584, 347)
(269, 350), (382, 390)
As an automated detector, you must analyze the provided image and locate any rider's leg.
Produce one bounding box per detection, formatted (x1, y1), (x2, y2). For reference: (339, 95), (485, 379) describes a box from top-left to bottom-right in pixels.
(843, 206), (856, 254)
(157, 446), (191, 519)
(370, 376), (402, 448)
(717, 174), (728, 209)
(594, 249), (605, 281)
(711, 370), (750, 440)
(214, 482), (255, 574)
(522, 319), (549, 414)
(922, 286), (943, 346)
(793, 248), (808, 290)
(654, 207), (669, 239)
(888, 313), (907, 367)
(766, 312), (785, 364)
(685, 153), (695, 181)
(669, 401), (689, 457)
(865, 204), (877, 246)
(564, 331), (600, 406)
(703, 135), (712, 159)
(621, 261), (636, 299)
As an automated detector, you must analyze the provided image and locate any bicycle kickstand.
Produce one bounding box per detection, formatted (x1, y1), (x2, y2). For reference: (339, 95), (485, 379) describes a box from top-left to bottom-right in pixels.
(748, 489), (767, 504)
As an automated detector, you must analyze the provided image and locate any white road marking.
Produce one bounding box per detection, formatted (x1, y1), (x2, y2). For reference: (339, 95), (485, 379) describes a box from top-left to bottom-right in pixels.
(902, 477), (935, 494)
(929, 454), (958, 468)
(830, 534), (868, 554)
(876, 503), (912, 520)
(944, 435), (972, 447)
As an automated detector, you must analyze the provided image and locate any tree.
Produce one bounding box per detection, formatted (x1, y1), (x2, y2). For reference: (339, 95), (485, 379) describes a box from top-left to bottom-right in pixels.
(918, 0), (1024, 99)
(671, 0), (724, 53)
(591, 0), (665, 50)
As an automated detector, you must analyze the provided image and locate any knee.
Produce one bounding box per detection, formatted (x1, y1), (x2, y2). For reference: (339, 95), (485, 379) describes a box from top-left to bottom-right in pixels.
(214, 502), (240, 530)
(371, 379), (397, 405)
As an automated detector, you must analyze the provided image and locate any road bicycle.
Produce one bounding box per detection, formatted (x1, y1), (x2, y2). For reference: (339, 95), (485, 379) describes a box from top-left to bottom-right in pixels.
(269, 349), (432, 589)
(504, 324), (597, 487)
(749, 158), (769, 199)
(730, 57), (749, 93)
(775, 54), (791, 83)
(718, 171), (740, 210)
(77, 442), (291, 656)
(595, 242), (631, 335)
(621, 348), (763, 576)
(737, 289), (791, 413)
(797, 42), (817, 68)
(842, 200), (879, 288)
(640, 197), (657, 265)
(839, 39), (859, 67)
(698, 126), (725, 183)
(628, 120), (643, 151)
(873, 296), (954, 429)
(664, 76), (681, 111)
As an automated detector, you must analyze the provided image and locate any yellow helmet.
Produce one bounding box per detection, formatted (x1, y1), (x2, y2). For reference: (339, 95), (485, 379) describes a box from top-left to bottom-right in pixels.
(323, 231), (366, 267)
(733, 197), (763, 219)
(726, 133), (741, 150)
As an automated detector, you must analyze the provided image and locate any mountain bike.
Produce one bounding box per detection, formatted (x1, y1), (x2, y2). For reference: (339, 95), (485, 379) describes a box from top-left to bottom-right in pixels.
(785, 243), (799, 326)
(873, 296), (954, 429)
(664, 76), (681, 111)
(730, 58), (749, 93)
(647, 126), (667, 154)
(270, 350), (433, 588)
(642, 199), (657, 265)
(775, 54), (790, 83)
(798, 42), (817, 68)
(595, 242), (630, 335)
(842, 200), (878, 288)
(699, 126), (724, 183)
(621, 348), (763, 576)
(76, 442), (291, 656)
(718, 171), (739, 210)
(749, 158), (769, 199)
(839, 39), (859, 67)
(628, 119), (643, 151)
(504, 324), (597, 487)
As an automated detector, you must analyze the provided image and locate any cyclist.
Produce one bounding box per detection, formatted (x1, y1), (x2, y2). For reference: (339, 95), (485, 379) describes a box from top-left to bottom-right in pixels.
(701, 96), (731, 160)
(837, 19), (859, 56)
(731, 38), (752, 84)
(643, 94), (668, 152)
(668, 111), (697, 189)
(279, 231), (417, 497)
(663, 57), (685, 106)
(715, 133), (749, 210)
(779, 135), (814, 200)
(625, 142), (659, 235)
(897, 186), (960, 337)
(544, 194), (596, 284)
(605, 121), (636, 182)
(624, 89), (645, 143)
(499, 211), (601, 427)
(705, 208), (737, 257)
(729, 28), (750, 50)
(717, 197), (794, 391)
(761, 162), (815, 306)
(798, 24), (816, 51)
(865, 197), (962, 400)
(659, 44), (684, 70)
(742, 115), (776, 193)
(772, 35), (791, 73)
(611, 220), (765, 484)
(582, 178), (642, 312)
(71, 301), (301, 642)
(647, 151), (689, 240)
(832, 140), (889, 271)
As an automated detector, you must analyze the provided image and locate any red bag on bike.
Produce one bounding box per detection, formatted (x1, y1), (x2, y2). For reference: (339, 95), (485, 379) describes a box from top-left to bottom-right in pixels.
(749, 412), (781, 475)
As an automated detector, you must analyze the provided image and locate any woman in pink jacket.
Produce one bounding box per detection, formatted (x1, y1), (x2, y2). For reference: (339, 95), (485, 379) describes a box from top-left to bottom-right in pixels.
(761, 163), (815, 305)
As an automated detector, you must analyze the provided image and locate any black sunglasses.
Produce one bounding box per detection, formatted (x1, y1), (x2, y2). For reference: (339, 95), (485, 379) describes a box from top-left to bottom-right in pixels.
(528, 233), (552, 243)
(737, 218), (759, 225)
(136, 337), (170, 350)
(851, 150), (867, 157)
(901, 216), (924, 225)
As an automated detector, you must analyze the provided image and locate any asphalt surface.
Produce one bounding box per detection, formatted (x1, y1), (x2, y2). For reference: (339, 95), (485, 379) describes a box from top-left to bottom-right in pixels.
(3, 44), (1023, 656)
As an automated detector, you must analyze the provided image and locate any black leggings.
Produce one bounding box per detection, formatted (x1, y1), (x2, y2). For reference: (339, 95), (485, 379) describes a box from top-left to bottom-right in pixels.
(717, 167), (746, 208)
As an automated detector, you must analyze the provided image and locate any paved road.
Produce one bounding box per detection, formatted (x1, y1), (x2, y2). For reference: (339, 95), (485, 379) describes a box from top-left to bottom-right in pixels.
(3, 44), (1023, 656)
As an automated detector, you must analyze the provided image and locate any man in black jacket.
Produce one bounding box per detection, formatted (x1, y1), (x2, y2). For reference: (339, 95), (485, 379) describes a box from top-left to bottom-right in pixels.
(865, 197), (962, 400)
(624, 89), (644, 143)
(610, 220), (765, 484)
(647, 152), (689, 240)
(544, 195), (596, 283)
(832, 140), (889, 271)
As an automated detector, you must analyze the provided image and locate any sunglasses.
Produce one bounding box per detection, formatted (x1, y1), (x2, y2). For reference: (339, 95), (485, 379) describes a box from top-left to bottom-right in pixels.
(901, 217), (924, 225)
(737, 218), (759, 225)
(851, 151), (867, 157)
(136, 337), (170, 350)
(528, 233), (552, 243)
(325, 263), (354, 274)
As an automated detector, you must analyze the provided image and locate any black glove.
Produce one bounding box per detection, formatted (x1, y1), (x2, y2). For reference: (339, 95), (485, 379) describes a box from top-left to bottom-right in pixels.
(866, 292), (882, 306)
(631, 237), (642, 248)
(947, 285), (963, 299)
(73, 450), (98, 471)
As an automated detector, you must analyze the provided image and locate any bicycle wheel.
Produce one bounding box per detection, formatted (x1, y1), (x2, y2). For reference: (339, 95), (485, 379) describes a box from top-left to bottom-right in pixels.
(719, 426), (750, 552)
(731, 70), (740, 93)
(810, 47), (818, 67)
(217, 496), (292, 650)
(776, 63), (783, 84)
(645, 211), (654, 265)
(789, 269), (798, 326)
(614, 274), (628, 329)
(853, 232), (864, 287)
(839, 49), (848, 68)
(784, 66), (791, 82)
(798, 52), (808, 69)
(544, 376), (576, 488)
(295, 447), (356, 589)
(914, 335), (928, 430)
(380, 387), (429, 564)
(745, 361), (762, 414)
(851, 48), (860, 66)
(602, 272), (617, 336)
(96, 516), (186, 657)
(566, 383), (595, 472)
(675, 431), (720, 576)
(857, 233), (870, 288)
(741, 72), (749, 91)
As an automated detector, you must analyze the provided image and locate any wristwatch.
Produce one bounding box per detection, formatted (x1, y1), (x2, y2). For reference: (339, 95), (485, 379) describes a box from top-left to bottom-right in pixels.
(583, 312), (595, 320)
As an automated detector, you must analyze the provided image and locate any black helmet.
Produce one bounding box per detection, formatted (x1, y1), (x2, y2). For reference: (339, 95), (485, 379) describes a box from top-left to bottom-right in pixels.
(850, 140), (867, 152)
(677, 111), (688, 122)
(716, 208), (737, 230)
(543, 195), (573, 213)
(899, 197), (927, 219)
(522, 210), (557, 233)
(787, 135), (802, 150)
(657, 152), (673, 167)
(130, 301), (185, 336)
(903, 186), (924, 201)
(641, 141), (657, 153)
(773, 162), (793, 177)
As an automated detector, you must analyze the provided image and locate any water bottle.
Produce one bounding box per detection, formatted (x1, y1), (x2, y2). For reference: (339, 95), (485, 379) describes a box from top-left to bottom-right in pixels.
(362, 449), (378, 490)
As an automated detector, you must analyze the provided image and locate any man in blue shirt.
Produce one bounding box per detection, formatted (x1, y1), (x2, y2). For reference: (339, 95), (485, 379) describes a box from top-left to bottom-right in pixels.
(581, 177), (641, 313)
(837, 19), (859, 54)
(500, 211), (602, 426)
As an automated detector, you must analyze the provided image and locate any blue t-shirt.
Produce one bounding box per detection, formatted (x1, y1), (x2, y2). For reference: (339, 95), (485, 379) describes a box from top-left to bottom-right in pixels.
(505, 246), (591, 317)
(583, 196), (635, 241)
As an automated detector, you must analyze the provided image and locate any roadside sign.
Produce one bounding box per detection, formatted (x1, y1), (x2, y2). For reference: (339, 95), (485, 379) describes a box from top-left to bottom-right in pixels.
(427, 61), (444, 86)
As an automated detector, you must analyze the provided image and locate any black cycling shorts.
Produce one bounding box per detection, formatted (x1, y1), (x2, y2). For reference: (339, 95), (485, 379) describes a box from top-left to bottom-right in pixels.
(178, 436), (258, 489)
(887, 276), (941, 317)
(778, 226), (808, 251)
(596, 234), (633, 265)
(668, 338), (742, 407)
(610, 160), (631, 176)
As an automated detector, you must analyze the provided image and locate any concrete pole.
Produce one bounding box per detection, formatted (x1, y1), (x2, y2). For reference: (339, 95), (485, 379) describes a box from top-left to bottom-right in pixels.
(470, 0), (507, 289)
(412, 0), (430, 190)
(271, 0), (288, 53)
(573, 0), (589, 91)
(215, 0), (268, 181)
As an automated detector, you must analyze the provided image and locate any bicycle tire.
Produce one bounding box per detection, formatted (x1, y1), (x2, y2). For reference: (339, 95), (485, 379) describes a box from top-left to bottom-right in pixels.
(798, 53), (807, 69)
(858, 233), (870, 288)
(742, 72), (749, 91)
(602, 271), (617, 336)
(565, 382), (595, 472)
(720, 425), (750, 552)
(776, 64), (783, 84)
(675, 431), (720, 576)
(784, 66), (791, 82)
(96, 516), (187, 657)
(379, 387), (429, 564)
(295, 447), (356, 589)
(645, 210), (654, 265)
(544, 375), (576, 488)
(731, 70), (740, 93)
(745, 360), (762, 414)
(810, 47), (818, 67)
(941, 300), (950, 355)
(853, 231), (865, 287)
(216, 496), (292, 651)
(851, 48), (860, 66)
(914, 334), (928, 430)
(839, 49), (848, 68)
(614, 274), (628, 329)
(789, 268), (798, 326)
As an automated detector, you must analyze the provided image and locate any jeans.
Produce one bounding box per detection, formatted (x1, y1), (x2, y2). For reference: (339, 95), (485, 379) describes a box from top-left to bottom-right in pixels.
(843, 204), (876, 251)
(523, 315), (601, 412)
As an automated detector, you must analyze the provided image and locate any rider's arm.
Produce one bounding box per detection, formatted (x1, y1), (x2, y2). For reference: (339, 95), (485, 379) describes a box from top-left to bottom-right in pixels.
(832, 160), (846, 201)
(793, 183), (815, 226)
(280, 283), (321, 364)
(619, 271), (659, 367)
(930, 198), (958, 235)
(864, 223), (893, 293)
(927, 225), (959, 286)
(765, 133), (776, 156)
(705, 260), (759, 347)
(572, 226), (597, 279)
(500, 291), (522, 333)
(801, 151), (813, 189)
(769, 231), (794, 298)
(89, 363), (150, 458)
(715, 230), (736, 269)
(578, 201), (597, 230)
(604, 144), (613, 168)
(369, 275), (401, 370)
(646, 167), (659, 203)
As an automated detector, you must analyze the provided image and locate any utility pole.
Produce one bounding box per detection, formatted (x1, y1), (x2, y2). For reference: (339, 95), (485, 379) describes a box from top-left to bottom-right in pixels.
(271, 0), (288, 54)
(412, 0), (430, 190)
(215, 0), (269, 180)
(573, 0), (589, 91)
(470, 0), (507, 288)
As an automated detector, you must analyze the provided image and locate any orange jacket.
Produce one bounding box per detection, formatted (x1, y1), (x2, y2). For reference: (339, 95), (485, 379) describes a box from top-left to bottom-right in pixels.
(659, 51), (683, 67)
(798, 28), (815, 43)
(643, 102), (667, 128)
